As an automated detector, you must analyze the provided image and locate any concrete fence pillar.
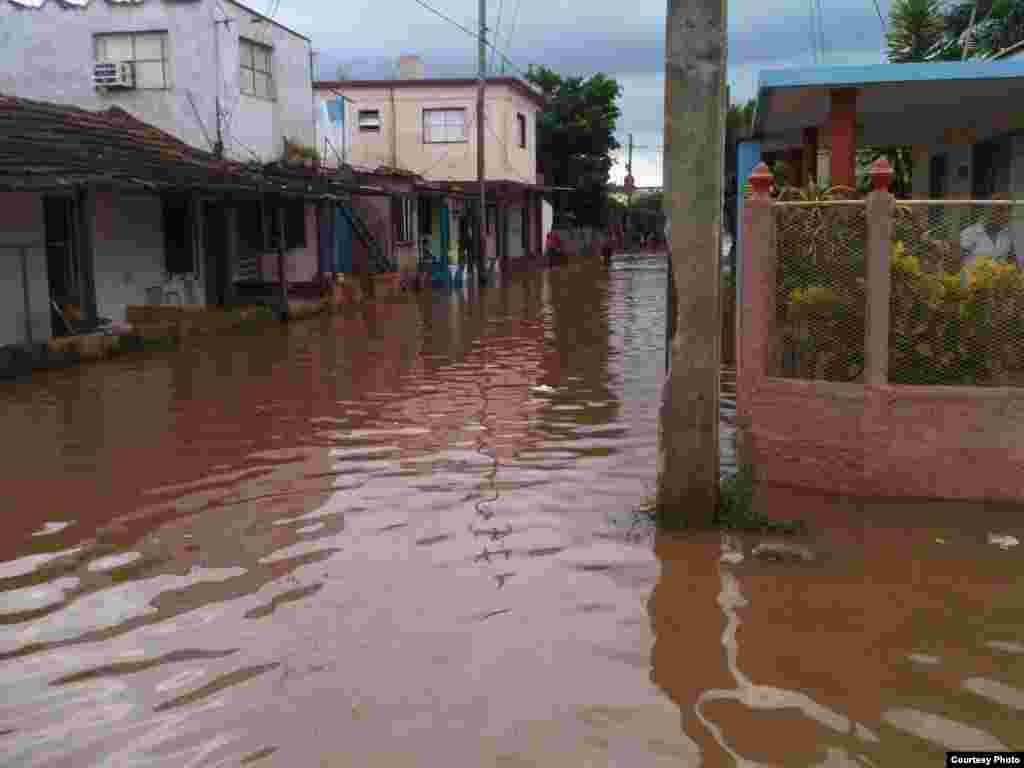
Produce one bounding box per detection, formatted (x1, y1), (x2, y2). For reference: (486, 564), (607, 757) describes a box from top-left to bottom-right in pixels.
(737, 162), (777, 420)
(864, 158), (895, 386)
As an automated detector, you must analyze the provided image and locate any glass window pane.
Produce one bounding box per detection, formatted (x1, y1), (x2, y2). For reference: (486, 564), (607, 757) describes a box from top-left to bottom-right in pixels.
(240, 41), (254, 69)
(254, 72), (271, 98)
(100, 35), (132, 61)
(425, 110), (442, 127)
(258, 49), (272, 73)
(134, 34), (163, 61)
(135, 61), (165, 88)
(241, 68), (255, 94)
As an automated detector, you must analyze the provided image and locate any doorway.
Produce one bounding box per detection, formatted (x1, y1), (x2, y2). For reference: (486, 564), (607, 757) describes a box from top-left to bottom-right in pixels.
(43, 195), (81, 337)
(203, 201), (230, 307)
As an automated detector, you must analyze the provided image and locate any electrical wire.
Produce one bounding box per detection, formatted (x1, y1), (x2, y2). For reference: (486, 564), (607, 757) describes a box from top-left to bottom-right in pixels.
(489, 0), (505, 74)
(408, 0), (531, 80)
(500, 0), (524, 74)
(871, 0), (886, 33)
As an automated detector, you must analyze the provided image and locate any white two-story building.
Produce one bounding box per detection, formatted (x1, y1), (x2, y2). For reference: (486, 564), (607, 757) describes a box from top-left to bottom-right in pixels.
(1, 0), (316, 162)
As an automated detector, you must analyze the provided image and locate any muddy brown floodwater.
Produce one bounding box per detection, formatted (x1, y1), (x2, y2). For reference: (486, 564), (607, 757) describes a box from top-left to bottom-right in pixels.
(1, 256), (1022, 767)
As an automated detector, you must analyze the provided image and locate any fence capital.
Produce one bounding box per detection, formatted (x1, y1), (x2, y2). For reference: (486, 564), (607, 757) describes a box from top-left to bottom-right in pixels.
(749, 162), (774, 199)
(869, 157), (894, 193)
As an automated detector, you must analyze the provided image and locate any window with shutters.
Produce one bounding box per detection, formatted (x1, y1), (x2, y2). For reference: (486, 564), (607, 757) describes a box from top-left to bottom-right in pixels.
(358, 110), (381, 133)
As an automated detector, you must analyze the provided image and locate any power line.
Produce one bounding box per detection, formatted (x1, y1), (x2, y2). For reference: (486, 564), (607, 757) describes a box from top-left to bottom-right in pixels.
(408, 0), (530, 80)
(489, 0), (505, 74)
(871, 0), (886, 33)
(500, 0), (524, 74)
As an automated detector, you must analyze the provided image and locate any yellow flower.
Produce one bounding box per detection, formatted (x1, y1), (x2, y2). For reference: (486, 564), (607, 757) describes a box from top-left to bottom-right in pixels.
(890, 242), (922, 279)
(789, 285), (837, 307)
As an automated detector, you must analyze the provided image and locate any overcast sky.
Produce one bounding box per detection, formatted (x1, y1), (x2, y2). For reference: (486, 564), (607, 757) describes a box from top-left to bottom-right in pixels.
(270, 0), (892, 185)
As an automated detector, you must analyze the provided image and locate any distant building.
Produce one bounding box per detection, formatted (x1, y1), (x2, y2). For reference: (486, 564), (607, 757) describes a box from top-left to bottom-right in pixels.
(315, 58), (551, 275)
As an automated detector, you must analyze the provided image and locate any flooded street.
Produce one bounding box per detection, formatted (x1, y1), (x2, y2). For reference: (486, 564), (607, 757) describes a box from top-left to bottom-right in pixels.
(1, 255), (1023, 766)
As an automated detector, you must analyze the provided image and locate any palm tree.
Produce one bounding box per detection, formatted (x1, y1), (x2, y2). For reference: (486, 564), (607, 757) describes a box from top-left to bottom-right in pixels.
(887, 0), (946, 62)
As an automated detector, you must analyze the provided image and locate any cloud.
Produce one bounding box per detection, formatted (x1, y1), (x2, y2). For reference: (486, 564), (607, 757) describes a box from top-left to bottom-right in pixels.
(277, 0), (893, 186)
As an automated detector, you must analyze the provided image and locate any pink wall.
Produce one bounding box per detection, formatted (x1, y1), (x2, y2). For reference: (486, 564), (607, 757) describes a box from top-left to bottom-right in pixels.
(738, 194), (1024, 503)
(258, 203), (319, 284)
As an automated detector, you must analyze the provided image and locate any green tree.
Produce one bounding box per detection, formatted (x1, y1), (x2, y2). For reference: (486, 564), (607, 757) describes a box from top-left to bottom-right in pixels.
(887, 0), (946, 61)
(526, 65), (623, 228)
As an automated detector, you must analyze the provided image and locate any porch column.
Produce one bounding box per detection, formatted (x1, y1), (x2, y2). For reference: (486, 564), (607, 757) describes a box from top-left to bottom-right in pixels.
(829, 89), (858, 190)
(864, 158), (895, 387)
(738, 163), (776, 420)
(802, 127), (819, 186)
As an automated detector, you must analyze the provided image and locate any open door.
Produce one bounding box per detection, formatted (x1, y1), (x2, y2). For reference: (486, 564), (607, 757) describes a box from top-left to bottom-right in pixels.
(43, 195), (80, 337)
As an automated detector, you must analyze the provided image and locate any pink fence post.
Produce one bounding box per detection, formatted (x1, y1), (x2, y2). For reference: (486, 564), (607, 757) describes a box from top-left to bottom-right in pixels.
(737, 162), (777, 423)
(865, 157), (894, 387)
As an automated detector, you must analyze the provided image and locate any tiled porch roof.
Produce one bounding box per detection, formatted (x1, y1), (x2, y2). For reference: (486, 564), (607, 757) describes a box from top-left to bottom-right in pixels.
(0, 93), (351, 197)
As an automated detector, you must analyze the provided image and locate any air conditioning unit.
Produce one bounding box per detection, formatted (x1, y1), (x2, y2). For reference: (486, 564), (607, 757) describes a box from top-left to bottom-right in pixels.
(93, 61), (135, 90)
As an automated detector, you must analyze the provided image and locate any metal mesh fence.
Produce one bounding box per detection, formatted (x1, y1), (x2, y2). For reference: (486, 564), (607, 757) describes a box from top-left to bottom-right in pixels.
(771, 201), (868, 381)
(890, 200), (1024, 386)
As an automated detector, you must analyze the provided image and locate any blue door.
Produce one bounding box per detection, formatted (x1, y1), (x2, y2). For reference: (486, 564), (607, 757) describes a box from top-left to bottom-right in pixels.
(335, 207), (353, 274)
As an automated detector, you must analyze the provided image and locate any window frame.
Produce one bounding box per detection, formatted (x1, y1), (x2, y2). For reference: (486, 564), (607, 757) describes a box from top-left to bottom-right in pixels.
(94, 31), (169, 90)
(423, 108), (468, 144)
(239, 37), (275, 101)
(358, 109), (382, 133)
(516, 112), (527, 149)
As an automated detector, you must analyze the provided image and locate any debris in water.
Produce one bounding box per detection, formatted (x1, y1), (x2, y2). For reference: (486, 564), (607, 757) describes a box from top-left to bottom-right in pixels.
(531, 385), (556, 394)
(988, 534), (1019, 550)
(720, 551), (744, 565)
(752, 539), (815, 563)
(935, 538), (946, 544)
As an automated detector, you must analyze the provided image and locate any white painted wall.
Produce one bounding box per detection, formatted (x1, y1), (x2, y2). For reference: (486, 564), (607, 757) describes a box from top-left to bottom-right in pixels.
(0, 0), (313, 163)
(91, 187), (213, 321)
(0, 193), (50, 347)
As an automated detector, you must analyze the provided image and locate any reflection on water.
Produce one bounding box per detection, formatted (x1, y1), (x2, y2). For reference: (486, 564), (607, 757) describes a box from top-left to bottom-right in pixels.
(1, 255), (1022, 766)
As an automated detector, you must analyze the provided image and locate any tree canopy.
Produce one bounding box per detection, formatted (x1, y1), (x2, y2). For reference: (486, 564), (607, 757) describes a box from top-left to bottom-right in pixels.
(887, 0), (946, 61)
(525, 65), (623, 228)
(887, 0), (1024, 61)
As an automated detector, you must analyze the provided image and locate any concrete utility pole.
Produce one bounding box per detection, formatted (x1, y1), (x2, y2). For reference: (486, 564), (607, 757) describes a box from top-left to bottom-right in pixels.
(657, 0), (727, 525)
(477, 0), (487, 284)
